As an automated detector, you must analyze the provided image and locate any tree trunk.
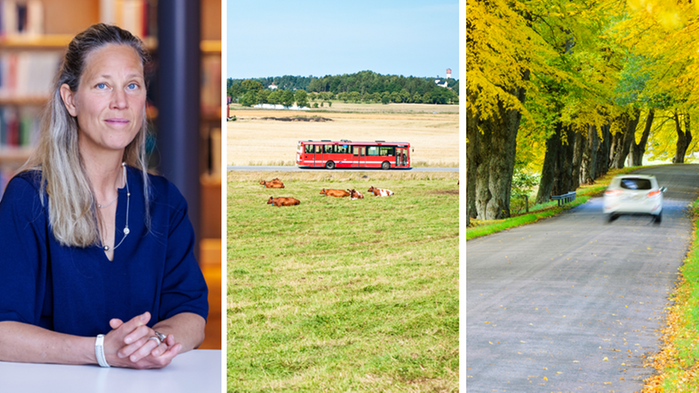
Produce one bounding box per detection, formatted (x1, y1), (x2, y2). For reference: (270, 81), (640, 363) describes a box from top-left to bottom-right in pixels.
(466, 89), (524, 220)
(596, 124), (611, 177)
(467, 109), (479, 219)
(553, 126), (576, 196)
(536, 124), (561, 205)
(580, 125), (597, 185)
(610, 111), (640, 169)
(571, 129), (584, 191)
(535, 124), (578, 204)
(673, 111), (692, 163)
(631, 108), (654, 166)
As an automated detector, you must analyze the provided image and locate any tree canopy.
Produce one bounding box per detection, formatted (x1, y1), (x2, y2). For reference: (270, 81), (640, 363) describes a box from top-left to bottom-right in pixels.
(467, 0), (699, 220)
(227, 71), (459, 106)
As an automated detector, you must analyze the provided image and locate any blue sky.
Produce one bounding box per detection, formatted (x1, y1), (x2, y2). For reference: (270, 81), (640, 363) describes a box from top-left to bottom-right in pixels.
(226, 0), (460, 80)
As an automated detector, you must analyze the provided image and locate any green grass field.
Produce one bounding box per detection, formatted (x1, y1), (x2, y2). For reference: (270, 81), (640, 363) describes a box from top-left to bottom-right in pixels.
(226, 170), (459, 392)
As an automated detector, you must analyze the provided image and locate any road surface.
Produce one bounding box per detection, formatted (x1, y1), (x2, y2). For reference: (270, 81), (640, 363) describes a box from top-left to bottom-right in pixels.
(467, 164), (699, 392)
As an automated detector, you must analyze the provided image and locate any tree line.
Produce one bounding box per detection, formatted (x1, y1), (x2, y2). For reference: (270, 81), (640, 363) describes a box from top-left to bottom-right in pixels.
(228, 70), (459, 107)
(468, 0), (699, 222)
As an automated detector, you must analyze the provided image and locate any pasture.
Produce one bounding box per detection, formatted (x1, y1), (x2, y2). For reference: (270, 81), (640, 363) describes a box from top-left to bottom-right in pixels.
(227, 102), (459, 167)
(226, 170), (459, 392)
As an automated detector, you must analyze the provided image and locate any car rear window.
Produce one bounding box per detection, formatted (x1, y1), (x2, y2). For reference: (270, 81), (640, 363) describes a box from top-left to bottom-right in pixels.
(620, 178), (652, 190)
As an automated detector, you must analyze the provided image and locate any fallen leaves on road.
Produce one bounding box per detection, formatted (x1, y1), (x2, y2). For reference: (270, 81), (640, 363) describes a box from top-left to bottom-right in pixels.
(642, 220), (699, 392)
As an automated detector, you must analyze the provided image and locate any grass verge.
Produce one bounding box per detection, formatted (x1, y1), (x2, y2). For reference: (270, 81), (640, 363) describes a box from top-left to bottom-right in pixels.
(643, 198), (699, 392)
(466, 167), (638, 241)
(226, 171), (458, 392)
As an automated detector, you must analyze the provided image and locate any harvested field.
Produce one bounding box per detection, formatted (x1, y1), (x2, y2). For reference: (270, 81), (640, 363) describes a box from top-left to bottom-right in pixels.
(227, 102), (459, 167)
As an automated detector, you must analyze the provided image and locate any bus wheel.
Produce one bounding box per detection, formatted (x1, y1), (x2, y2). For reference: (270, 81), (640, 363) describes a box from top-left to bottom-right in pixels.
(325, 161), (335, 170)
(381, 161), (391, 170)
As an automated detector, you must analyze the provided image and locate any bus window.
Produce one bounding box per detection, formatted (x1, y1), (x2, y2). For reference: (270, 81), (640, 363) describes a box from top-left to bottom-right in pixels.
(353, 147), (360, 156)
(367, 146), (379, 156)
(305, 144), (314, 154)
(324, 145), (333, 153)
(316, 145), (323, 154)
(379, 146), (395, 156)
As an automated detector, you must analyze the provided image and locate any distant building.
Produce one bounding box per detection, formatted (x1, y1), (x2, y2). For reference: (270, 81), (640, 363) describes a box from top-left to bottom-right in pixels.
(268, 83), (278, 90)
(446, 68), (452, 79)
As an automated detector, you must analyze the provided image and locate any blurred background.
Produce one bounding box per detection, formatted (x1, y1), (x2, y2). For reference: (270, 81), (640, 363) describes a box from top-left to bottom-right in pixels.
(0, 0), (222, 349)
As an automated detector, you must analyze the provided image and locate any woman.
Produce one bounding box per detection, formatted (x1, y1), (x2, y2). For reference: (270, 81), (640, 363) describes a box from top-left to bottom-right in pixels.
(0, 24), (208, 369)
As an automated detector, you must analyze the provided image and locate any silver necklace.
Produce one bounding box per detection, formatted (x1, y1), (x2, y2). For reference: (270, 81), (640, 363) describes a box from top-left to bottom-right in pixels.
(97, 195), (118, 209)
(102, 163), (130, 252)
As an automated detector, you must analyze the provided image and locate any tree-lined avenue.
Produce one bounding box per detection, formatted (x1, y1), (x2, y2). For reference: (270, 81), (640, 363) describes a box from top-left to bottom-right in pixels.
(467, 164), (699, 391)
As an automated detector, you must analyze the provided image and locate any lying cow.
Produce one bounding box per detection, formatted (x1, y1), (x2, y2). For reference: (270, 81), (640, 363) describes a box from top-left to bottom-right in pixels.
(367, 186), (394, 197)
(320, 188), (350, 197)
(261, 180), (285, 188)
(348, 189), (364, 200)
(260, 178), (281, 185)
(267, 196), (300, 207)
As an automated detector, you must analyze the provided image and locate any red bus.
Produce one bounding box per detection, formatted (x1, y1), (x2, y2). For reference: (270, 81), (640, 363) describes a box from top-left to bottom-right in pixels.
(296, 140), (411, 170)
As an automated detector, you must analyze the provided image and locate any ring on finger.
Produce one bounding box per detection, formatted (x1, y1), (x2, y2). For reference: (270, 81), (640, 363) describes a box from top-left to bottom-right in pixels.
(148, 336), (162, 346)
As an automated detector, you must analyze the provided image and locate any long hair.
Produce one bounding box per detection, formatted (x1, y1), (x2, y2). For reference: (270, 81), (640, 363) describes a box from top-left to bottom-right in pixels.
(21, 23), (152, 247)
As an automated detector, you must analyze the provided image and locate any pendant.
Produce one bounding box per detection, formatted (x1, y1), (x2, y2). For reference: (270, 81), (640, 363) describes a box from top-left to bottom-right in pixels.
(103, 245), (110, 251)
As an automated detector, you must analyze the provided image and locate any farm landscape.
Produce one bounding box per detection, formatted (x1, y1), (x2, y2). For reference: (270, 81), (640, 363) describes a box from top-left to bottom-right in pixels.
(226, 102), (459, 167)
(226, 102), (459, 391)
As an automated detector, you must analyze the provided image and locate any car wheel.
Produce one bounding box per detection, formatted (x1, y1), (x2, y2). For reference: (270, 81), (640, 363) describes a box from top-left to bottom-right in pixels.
(654, 211), (662, 225)
(325, 161), (335, 170)
(607, 213), (617, 223)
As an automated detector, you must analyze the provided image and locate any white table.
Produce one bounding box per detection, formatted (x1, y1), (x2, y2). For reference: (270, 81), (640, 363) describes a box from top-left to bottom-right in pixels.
(0, 349), (222, 393)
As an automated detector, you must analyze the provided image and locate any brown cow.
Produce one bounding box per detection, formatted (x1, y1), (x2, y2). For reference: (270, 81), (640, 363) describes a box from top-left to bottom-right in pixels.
(347, 189), (364, 200)
(261, 180), (285, 188)
(367, 186), (394, 197)
(320, 188), (350, 197)
(260, 178), (282, 185)
(267, 196), (300, 207)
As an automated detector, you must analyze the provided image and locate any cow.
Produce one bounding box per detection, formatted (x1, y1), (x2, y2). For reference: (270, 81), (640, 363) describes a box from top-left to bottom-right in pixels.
(320, 188), (350, 197)
(260, 178), (282, 185)
(267, 196), (300, 207)
(347, 189), (364, 200)
(261, 180), (285, 188)
(367, 186), (394, 197)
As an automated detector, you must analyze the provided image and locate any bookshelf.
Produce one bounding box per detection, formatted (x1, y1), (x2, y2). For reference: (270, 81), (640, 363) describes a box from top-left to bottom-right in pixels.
(0, 0), (222, 349)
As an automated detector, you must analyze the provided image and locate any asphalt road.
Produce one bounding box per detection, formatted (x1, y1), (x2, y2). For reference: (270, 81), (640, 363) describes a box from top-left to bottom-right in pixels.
(226, 165), (458, 172)
(467, 164), (699, 392)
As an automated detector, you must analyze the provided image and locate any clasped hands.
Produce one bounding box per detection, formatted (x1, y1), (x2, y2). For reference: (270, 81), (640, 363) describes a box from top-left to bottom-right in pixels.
(104, 311), (181, 369)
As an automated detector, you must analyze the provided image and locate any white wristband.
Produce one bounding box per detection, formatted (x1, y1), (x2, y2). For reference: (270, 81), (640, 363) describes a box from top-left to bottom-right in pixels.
(95, 334), (110, 368)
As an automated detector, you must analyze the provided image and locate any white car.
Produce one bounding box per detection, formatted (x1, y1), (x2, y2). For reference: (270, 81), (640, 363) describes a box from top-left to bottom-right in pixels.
(603, 174), (665, 223)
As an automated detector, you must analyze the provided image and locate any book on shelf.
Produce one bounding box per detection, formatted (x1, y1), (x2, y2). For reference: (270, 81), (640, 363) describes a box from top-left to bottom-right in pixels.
(0, 0), (43, 38)
(0, 105), (40, 148)
(100, 0), (157, 39)
(0, 51), (61, 99)
(201, 54), (220, 118)
(209, 127), (220, 176)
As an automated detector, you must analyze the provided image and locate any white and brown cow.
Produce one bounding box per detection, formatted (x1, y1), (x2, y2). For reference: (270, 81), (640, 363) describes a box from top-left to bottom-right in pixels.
(347, 189), (364, 200)
(367, 186), (394, 197)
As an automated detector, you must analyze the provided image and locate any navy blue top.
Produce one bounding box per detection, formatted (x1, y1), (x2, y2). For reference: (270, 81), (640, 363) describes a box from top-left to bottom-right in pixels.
(0, 167), (208, 337)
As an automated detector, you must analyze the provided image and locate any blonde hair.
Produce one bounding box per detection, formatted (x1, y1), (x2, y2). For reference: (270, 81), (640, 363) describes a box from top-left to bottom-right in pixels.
(22, 23), (152, 247)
